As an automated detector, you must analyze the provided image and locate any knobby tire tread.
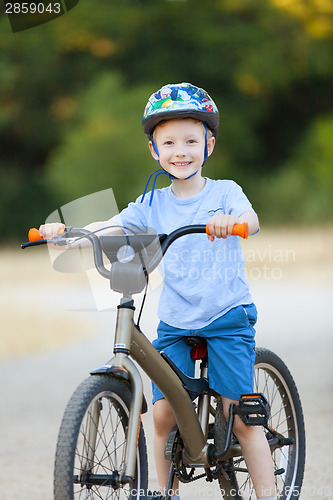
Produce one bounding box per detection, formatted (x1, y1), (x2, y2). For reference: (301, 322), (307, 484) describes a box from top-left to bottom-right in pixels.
(54, 375), (148, 500)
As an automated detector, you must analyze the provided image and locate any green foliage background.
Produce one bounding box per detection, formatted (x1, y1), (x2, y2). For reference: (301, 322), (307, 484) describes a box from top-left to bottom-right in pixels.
(0, 0), (332, 239)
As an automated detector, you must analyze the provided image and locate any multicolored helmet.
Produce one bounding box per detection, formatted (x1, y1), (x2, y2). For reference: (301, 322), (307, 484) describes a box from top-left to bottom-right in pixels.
(142, 82), (219, 138)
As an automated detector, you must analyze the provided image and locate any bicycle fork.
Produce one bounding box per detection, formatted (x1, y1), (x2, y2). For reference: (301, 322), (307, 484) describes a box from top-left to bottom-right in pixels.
(81, 398), (100, 476)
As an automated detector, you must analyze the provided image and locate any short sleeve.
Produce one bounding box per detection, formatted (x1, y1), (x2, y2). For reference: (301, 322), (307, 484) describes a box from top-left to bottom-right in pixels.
(224, 181), (256, 218)
(110, 195), (148, 231)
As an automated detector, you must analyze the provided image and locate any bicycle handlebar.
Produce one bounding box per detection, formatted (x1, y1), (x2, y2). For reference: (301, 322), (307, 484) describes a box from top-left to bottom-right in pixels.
(21, 222), (248, 279)
(25, 222), (248, 244)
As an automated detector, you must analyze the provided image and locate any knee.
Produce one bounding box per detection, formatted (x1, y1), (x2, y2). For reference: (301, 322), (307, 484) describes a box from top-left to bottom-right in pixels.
(232, 415), (264, 443)
(232, 415), (252, 439)
(222, 397), (255, 441)
(222, 405), (254, 440)
(153, 399), (176, 437)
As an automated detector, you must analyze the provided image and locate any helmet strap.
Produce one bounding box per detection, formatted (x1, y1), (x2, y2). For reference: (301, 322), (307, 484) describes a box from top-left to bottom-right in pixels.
(150, 135), (176, 180)
(140, 168), (172, 207)
(202, 123), (208, 166)
(151, 135), (160, 162)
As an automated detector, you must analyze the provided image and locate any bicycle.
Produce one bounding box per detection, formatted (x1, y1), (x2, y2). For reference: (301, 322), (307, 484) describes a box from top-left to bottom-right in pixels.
(22, 223), (306, 500)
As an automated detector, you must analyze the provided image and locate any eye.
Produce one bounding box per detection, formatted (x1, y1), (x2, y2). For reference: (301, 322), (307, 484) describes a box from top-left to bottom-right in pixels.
(163, 140), (174, 146)
(187, 139), (198, 144)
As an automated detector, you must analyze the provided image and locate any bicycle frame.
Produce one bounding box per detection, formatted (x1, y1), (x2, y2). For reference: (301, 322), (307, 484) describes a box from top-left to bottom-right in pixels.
(96, 302), (209, 484)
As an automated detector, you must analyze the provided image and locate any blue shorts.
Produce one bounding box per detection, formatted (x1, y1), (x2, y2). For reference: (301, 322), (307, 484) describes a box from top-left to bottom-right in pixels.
(152, 303), (257, 403)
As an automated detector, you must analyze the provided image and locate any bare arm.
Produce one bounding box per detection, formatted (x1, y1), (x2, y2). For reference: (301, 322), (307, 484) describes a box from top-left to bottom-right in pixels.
(238, 211), (259, 236)
(206, 210), (259, 241)
(83, 220), (125, 237)
(38, 220), (124, 249)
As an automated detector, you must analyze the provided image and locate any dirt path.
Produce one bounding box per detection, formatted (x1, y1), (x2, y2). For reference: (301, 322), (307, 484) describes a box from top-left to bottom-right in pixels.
(1, 229), (332, 499)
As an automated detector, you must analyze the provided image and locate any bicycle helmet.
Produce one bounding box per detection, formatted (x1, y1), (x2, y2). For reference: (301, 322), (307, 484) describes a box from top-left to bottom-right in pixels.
(142, 82), (219, 138)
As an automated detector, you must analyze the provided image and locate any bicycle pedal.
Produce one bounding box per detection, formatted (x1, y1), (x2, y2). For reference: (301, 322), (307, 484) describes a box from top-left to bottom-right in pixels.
(233, 393), (270, 426)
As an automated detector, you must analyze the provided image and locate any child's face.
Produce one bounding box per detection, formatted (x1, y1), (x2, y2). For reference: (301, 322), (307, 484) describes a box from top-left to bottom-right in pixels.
(149, 118), (215, 179)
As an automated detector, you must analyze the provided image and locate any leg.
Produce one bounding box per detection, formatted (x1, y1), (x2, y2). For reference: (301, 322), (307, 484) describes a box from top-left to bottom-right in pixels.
(222, 396), (276, 499)
(153, 398), (179, 497)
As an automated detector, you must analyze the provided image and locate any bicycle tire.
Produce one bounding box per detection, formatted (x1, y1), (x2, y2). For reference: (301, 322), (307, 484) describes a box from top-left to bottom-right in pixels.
(214, 396), (239, 499)
(215, 347), (306, 500)
(54, 374), (148, 500)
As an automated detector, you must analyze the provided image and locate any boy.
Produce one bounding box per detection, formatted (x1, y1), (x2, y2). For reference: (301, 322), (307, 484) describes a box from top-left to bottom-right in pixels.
(39, 83), (276, 500)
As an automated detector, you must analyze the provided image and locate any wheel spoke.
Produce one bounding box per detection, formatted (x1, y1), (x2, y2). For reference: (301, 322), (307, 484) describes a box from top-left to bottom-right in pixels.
(75, 396), (127, 493)
(54, 376), (148, 499)
(215, 349), (305, 500)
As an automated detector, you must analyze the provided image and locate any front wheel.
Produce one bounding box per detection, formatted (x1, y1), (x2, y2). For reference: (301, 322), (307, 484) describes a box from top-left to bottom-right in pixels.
(215, 347), (306, 500)
(54, 375), (148, 499)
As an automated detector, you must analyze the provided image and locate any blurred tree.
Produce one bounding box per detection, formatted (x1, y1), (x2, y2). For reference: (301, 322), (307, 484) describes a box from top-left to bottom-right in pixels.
(257, 114), (333, 223)
(270, 0), (333, 39)
(45, 73), (155, 211)
(0, 0), (332, 237)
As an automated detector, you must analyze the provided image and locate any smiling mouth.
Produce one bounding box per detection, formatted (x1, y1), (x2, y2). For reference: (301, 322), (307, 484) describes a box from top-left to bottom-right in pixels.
(172, 161), (192, 168)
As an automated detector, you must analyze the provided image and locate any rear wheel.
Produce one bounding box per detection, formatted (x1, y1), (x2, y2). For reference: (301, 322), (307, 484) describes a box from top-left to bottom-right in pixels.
(215, 347), (305, 500)
(54, 375), (148, 499)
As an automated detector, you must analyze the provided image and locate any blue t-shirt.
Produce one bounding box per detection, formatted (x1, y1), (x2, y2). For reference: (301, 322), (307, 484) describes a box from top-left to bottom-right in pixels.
(112, 177), (256, 329)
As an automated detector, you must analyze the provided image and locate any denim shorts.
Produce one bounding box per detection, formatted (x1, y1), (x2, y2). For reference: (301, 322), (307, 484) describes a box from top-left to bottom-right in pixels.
(151, 303), (257, 403)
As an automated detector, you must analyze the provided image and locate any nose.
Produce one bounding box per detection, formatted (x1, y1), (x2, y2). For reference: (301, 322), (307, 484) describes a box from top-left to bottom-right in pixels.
(174, 142), (186, 157)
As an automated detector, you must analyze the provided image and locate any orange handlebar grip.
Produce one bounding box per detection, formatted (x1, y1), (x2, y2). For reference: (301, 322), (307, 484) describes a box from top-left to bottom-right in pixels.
(231, 222), (248, 239)
(28, 226), (65, 242)
(28, 228), (43, 242)
(206, 222), (248, 239)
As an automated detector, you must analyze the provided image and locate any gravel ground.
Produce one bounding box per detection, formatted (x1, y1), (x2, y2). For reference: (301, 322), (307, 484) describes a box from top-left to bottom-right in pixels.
(1, 230), (332, 499)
